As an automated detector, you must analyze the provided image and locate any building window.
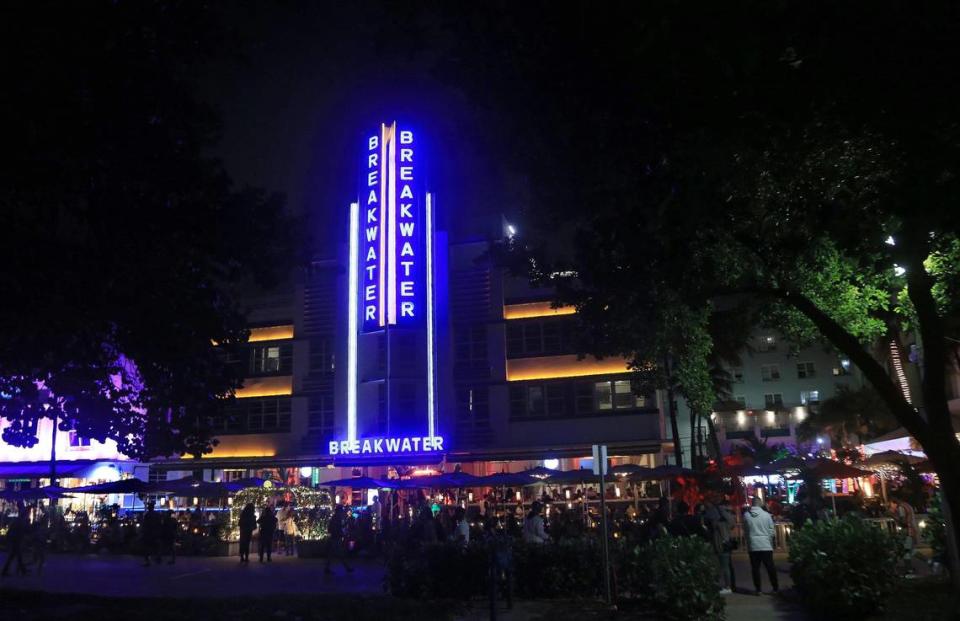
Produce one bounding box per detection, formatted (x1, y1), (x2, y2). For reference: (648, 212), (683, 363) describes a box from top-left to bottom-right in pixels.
(221, 469), (245, 482)
(68, 430), (90, 448)
(833, 358), (852, 376)
(764, 393), (784, 409)
(456, 387), (490, 430)
(309, 337), (334, 374)
(731, 368), (744, 383)
(250, 343), (292, 375)
(505, 319), (570, 357)
(758, 335), (777, 353)
(800, 390), (820, 406)
(734, 395), (747, 408)
(214, 397), (292, 434)
(148, 469), (166, 484)
(308, 392), (334, 431)
(545, 383), (566, 417)
(455, 325), (487, 364)
(575, 382), (594, 414)
(760, 364), (781, 382)
(593, 380), (647, 412)
(796, 362), (816, 379)
(527, 385), (545, 417)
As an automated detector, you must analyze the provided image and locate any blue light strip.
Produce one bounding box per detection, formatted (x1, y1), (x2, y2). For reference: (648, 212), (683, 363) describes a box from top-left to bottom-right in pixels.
(426, 191), (436, 438)
(347, 201), (360, 442)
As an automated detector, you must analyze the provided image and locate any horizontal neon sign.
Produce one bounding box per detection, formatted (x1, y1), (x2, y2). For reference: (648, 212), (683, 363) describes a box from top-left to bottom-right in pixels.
(329, 435), (445, 456)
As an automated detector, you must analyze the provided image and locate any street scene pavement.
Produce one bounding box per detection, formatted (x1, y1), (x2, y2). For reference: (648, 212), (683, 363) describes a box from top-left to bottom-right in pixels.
(0, 551), (805, 620)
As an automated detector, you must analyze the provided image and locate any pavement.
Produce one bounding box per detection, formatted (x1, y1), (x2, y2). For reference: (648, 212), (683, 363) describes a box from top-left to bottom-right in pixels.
(1, 549), (813, 620)
(0, 552), (385, 598)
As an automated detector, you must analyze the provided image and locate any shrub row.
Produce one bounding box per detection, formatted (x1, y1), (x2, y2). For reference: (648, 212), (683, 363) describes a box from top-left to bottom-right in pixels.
(386, 535), (724, 621)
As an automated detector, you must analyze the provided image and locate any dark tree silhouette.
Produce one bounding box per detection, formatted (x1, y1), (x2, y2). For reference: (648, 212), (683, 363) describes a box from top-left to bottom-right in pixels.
(0, 1), (294, 458)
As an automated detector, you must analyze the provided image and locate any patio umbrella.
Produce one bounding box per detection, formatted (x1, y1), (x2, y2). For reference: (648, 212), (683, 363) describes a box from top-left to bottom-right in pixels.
(544, 469), (603, 484)
(609, 464), (647, 476)
(73, 478), (149, 494)
(633, 465), (695, 481)
(438, 472), (482, 488)
(480, 472), (540, 487)
(861, 451), (924, 468)
(915, 460), (937, 474)
(15, 486), (76, 500)
(792, 458), (873, 480)
(161, 478), (230, 498)
(321, 476), (391, 489)
(520, 466), (561, 479)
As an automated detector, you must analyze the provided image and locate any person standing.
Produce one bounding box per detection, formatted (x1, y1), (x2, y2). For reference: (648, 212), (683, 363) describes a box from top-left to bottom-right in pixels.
(283, 507), (298, 556)
(706, 499), (737, 595)
(742, 497), (778, 595)
(257, 505), (277, 563)
(161, 510), (178, 565)
(324, 504), (353, 575)
(1, 503), (28, 577)
(141, 502), (162, 567)
(237, 503), (256, 563)
(522, 501), (549, 544)
(452, 507), (470, 547)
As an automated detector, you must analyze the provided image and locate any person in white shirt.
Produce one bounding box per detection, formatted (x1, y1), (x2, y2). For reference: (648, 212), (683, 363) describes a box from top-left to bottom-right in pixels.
(452, 507), (470, 547)
(522, 502), (549, 544)
(742, 497), (779, 595)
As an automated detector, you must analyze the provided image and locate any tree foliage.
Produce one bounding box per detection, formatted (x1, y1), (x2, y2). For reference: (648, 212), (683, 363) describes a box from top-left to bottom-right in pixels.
(0, 1), (295, 458)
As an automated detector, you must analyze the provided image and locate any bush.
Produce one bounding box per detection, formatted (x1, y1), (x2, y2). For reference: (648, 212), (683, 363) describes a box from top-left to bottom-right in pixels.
(922, 493), (948, 569)
(617, 537), (725, 621)
(789, 515), (904, 619)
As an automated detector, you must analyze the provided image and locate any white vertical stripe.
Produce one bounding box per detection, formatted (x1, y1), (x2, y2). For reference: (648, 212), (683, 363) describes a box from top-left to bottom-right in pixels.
(347, 202), (360, 442)
(426, 192), (436, 439)
(387, 122), (398, 325)
(378, 123), (387, 326)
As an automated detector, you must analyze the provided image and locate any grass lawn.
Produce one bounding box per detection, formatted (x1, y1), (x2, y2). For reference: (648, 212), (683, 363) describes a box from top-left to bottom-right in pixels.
(0, 590), (463, 621)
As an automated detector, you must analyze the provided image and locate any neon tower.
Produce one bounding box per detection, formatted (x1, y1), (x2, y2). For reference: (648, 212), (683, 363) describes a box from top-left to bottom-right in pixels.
(343, 122), (440, 459)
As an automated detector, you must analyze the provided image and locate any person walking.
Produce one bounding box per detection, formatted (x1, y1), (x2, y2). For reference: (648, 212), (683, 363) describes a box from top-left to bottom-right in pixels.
(324, 504), (353, 575)
(237, 503), (256, 563)
(257, 505), (277, 563)
(141, 502), (162, 567)
(522, 501), (549, 544)
(1, 503), (28, 577)
(161, 510), (178, 565)
(706, 499), (737, 595)
(742, 497), (778, 595)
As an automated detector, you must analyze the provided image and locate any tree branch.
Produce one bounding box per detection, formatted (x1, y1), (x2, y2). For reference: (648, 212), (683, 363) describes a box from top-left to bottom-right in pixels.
(772, 288), (931, 445)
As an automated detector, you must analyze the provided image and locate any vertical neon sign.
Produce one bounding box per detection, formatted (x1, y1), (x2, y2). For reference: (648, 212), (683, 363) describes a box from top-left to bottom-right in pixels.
(361, 122), (422, 332)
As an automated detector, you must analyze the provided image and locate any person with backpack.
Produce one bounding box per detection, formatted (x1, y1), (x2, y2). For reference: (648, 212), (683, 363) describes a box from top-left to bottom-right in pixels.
(706, 498), (737, 594)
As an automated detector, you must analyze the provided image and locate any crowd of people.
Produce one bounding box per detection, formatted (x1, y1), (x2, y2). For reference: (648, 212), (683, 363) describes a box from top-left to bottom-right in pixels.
(0, 478), (931, 594)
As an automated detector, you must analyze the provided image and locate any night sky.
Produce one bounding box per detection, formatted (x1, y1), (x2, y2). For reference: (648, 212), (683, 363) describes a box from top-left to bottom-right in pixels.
(202, 2), (509, 255)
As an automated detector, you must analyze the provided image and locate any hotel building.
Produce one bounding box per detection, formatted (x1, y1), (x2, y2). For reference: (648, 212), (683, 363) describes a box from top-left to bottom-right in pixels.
(147, 122), (668, 484)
